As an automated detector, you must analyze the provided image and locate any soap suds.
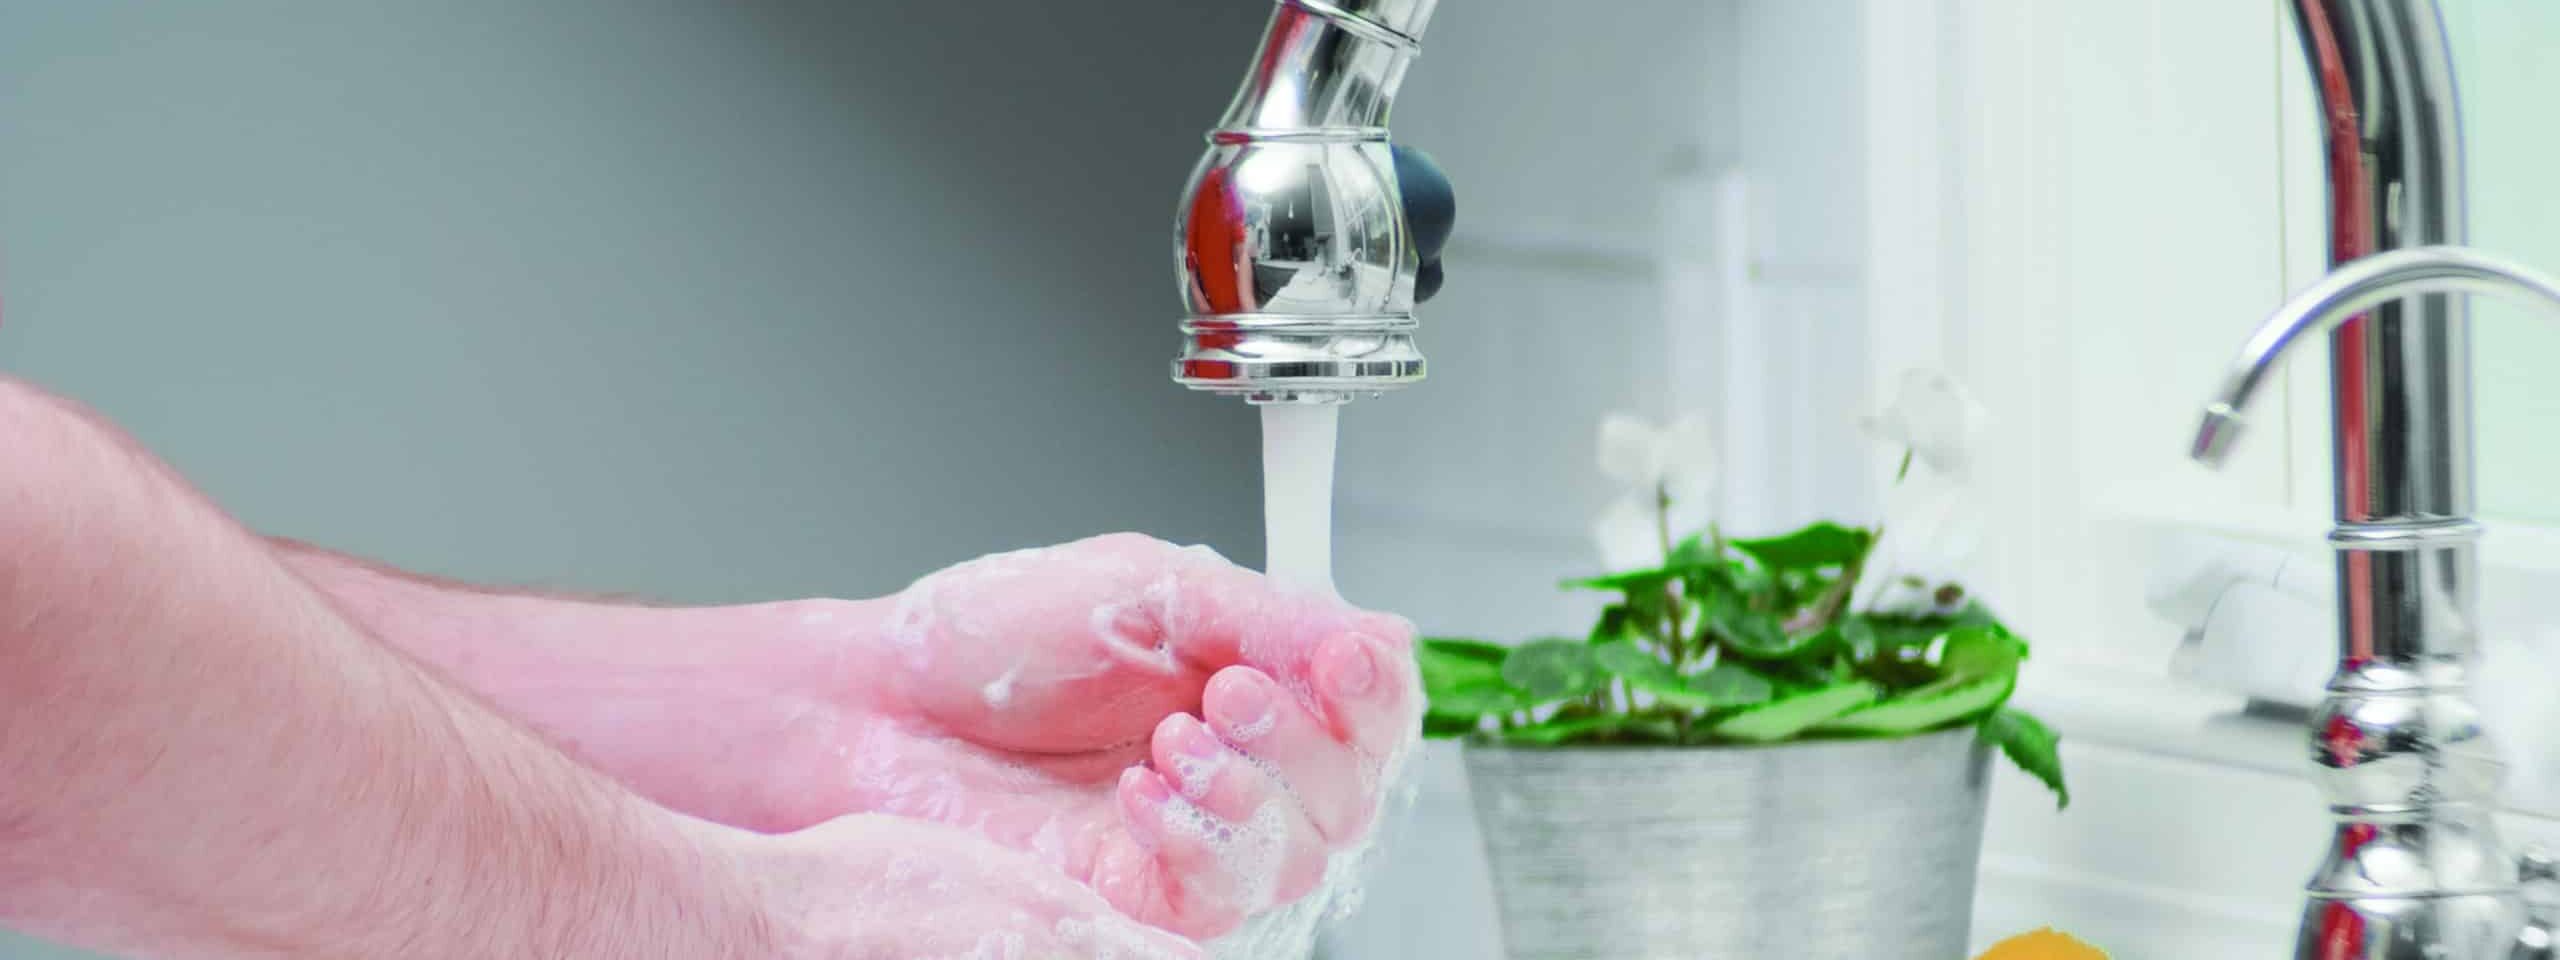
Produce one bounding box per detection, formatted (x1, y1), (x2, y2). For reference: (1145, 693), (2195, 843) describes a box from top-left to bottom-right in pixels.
(1166, 743), (1227, 801)
(1200, 664), (1425, 960)
(1223, 708), (1279, 745)
(1093, 601), (1180, 675)
(1164, 796), (1293, 919)
(1056, 916), (1197, 960)
(980, 662), (1025, 709)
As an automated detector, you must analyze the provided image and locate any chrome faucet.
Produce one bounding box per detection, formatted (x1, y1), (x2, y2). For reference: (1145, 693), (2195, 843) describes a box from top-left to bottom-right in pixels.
(1170, 0), (1437, 405)
(2189, 2), (2560, 956)
(2195, 246), (2560, 959)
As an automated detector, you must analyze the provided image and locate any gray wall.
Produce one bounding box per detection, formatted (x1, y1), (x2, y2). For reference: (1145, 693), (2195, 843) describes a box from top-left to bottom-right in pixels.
(0, 2), (1273, 956)
(0, 0), (1273, 604)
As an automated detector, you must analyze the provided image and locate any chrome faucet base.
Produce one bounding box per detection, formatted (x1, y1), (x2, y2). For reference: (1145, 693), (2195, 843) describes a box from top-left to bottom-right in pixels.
(1171, 0), (1437, 406)
(2300, 893), (2521, 960)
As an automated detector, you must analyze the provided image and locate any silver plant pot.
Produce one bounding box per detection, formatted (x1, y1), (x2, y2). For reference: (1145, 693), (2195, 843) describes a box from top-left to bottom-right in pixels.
(1462, 726), (1993, 960)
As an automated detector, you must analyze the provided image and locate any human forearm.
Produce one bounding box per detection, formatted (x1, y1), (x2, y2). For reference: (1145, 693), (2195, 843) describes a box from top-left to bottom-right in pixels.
(268, 539), (870, 832)
(0, 380), (772, 959)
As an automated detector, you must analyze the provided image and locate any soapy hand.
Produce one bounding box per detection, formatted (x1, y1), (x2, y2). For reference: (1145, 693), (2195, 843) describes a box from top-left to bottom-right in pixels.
(732, 813), (1205, 960)
(785, 534), (1420, 941)
(282, 531), (1419, 942)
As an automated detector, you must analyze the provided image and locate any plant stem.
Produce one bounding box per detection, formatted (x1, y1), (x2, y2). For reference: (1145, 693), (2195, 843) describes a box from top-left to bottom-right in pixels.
(1654, 481), (1685, 665)
(1896, 447), (1915, 483)
(1655, 482), (1675, 560)
(1808, 524), (1883, 630)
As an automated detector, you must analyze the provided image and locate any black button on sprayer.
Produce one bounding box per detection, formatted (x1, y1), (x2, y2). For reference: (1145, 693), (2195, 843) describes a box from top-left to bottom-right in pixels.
(1392, 144), (1455, 303)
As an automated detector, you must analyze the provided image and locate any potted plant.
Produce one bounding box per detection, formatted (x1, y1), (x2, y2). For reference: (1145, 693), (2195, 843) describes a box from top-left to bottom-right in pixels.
(1423, 373), (2069, 960)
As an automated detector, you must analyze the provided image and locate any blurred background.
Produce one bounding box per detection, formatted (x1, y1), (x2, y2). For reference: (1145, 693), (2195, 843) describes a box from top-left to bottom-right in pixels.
(0, 0), (1277, 609)
(11, 1), (2560, 958)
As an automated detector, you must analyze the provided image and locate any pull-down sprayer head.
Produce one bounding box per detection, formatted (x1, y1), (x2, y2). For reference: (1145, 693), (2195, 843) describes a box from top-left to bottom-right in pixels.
(1171, 0), (1440, 404)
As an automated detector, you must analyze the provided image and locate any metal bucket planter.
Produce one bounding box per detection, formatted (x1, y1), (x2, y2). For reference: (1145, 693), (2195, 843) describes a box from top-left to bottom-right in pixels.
(1463, 726), (1993, 959)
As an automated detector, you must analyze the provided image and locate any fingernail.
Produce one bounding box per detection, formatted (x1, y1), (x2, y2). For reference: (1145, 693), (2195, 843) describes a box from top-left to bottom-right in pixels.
(1173, 715), (1224, 764)
(1212, 671), (1277, 740)
(1130, 767), (1174, 806)
(1325, 635), (1377, 697)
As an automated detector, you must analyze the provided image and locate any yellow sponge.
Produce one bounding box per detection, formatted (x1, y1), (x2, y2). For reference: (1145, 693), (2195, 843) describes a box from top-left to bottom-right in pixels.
(1974, 927), (2109, 960)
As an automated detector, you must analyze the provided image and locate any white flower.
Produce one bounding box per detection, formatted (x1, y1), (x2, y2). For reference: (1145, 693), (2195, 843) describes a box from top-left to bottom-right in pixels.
(1590, 412), (1716, 571)
(1858, 468), (1984, 615)
(1862, 368), (1987, 476)
(1855, 369), (1989, 614)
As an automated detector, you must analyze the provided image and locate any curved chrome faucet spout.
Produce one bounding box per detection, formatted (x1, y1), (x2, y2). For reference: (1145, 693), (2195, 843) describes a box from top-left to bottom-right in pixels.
(2193, 246), (2560, 468)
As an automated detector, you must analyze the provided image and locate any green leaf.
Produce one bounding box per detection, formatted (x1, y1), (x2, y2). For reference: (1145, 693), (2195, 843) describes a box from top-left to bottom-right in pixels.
(1690, 662), (1775, 707)
(1664, 533), (1717, 567)
(1811, 671), (2015, 735)
(1587, 605), (1634, 645)
(1591, 640), (1673, 682)
(1499, 639), (1605, 702)
(1418, 640), (1508, 694)
(1729, 521), (1874, 571)
(1426, 683), (1528, 718)
(1981, 708), (2070, 809)
(1621, 585), (1673, 632)
(1497, 713), (1677, 746)
(1852, 614), (1960, 653)
(1709, 600), (1823, 660)
(1707, 681), (1880, 742)
(1938, 625), (2027, 679)
(1422, 712), (1482, 739)
(1419, 637), (1511, 668)
(1837, 617), (1881, 660)
(1756, 655), (1847, 693)
(1561, 568), (1676, 592)
(1726, 560), (1776, 597)
(1561, 539), (1734, 594)
(1418, 638), (1531, 723)
(1680, 555), (1741, 597)
(1590, 641), (1722, 710)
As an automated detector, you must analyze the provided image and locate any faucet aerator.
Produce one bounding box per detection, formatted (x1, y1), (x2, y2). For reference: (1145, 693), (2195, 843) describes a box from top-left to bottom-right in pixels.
(2190, 406), (2246, 468)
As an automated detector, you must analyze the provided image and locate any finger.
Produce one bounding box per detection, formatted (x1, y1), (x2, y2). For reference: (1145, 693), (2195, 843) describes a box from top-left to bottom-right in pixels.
(1202, 665), (1375, 844)
(1157, 556), (1392, 689)
(1310, 632), (1420, 761)
(1040, 534), (1419, 735)
(1115, 767), (1290, 939)
(1084, 824), (1179, 935)
(1148, 713), (1330, 903)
